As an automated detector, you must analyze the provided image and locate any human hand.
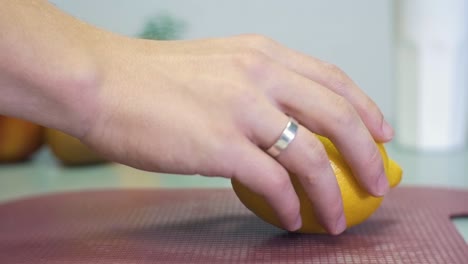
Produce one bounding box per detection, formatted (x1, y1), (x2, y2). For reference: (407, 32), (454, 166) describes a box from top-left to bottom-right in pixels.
(80, 34), (394, 234)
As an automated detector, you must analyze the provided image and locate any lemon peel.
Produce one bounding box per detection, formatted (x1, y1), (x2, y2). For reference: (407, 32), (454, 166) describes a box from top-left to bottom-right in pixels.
(232, 136), (403, 234)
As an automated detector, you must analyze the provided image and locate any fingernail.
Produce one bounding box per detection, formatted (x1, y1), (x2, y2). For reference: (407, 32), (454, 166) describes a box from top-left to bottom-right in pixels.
(334, 212), (347, 235)
(376, 173), (389, 196)
(382, 120), (394, 140)
(290, 215), (302, 231)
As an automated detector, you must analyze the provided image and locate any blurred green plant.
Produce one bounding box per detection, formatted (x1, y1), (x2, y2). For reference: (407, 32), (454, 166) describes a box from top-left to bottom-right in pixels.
(138, 13), (186, 40)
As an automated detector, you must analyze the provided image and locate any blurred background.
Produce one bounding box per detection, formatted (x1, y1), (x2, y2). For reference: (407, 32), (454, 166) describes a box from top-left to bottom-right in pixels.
(50, 0), (467, 151)
(0, 1), (467, 208)
(53, 0), (396, 120)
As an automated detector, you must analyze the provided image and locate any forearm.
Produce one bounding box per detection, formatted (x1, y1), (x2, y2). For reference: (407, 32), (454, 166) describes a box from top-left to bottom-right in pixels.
(0, 0), (106, 137)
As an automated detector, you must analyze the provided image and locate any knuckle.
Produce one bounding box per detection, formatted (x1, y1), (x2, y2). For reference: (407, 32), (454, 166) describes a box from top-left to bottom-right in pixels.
(362, 144), (385, 175)
(308, 137), (330, 166)
(265, 170), (293, 195)
(363, 96), (379, 112)
(239, 34), (274, 50)
(363, 97), (384, 123)
(330, 95), (359, 127)
(301, 139), (330, 185)
(322, 62), (351, 94)
(301, 172), (321, 188)
(234, 48), (270, 75)
(230, 87), (262, 112)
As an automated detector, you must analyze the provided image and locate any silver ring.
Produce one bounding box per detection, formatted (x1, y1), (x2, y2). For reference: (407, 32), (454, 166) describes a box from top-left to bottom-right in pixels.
(266, 117), (299, 157)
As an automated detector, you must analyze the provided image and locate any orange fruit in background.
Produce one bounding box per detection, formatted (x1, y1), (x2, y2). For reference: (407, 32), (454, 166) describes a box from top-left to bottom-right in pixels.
(232, 136), (403, 234)
(0, 116), (44, 163)
(45, 128), (106, 166)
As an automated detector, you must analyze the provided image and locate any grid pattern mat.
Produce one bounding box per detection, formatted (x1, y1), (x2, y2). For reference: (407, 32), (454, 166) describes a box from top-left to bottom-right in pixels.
(0, 187), (467, 264)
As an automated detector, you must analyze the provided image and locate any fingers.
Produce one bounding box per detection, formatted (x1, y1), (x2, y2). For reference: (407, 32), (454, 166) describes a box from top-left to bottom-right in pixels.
(266, 68), (388, 197)
(232, 34), (394, 143)
(214, 34), (391, 233)
(294, 59), (394, 142)
(276, 126), (346, 235)
(232, 142), (302, 232)
(243, 102), (345, 234)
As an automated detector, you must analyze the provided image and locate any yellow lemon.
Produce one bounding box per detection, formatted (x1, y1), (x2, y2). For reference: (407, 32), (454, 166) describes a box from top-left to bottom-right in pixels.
(45, 129), (106, 166)
(231, 136), (403, 234)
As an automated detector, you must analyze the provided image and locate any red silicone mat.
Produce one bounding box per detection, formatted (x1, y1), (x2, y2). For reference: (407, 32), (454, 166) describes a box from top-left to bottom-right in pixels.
(0, 187), (466, 264)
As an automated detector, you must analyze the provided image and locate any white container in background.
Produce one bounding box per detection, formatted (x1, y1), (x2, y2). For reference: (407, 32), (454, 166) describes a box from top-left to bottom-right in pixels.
(395, 0), (468, 151)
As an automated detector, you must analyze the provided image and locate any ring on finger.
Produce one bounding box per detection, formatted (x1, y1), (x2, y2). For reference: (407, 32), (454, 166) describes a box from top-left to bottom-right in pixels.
(266, 117), (299, 157)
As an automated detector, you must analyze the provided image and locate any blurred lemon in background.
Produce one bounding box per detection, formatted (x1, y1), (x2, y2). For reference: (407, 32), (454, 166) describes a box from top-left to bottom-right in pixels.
(0, 116), (43, 163)
(45, 129), (106, 166)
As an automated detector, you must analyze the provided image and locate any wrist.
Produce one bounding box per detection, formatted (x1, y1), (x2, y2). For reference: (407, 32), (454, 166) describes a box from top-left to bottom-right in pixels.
(0, 1), (106, 139)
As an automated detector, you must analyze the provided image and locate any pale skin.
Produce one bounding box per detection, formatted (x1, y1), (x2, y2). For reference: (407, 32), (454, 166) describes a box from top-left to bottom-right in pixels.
(0, 0), (394, 234)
